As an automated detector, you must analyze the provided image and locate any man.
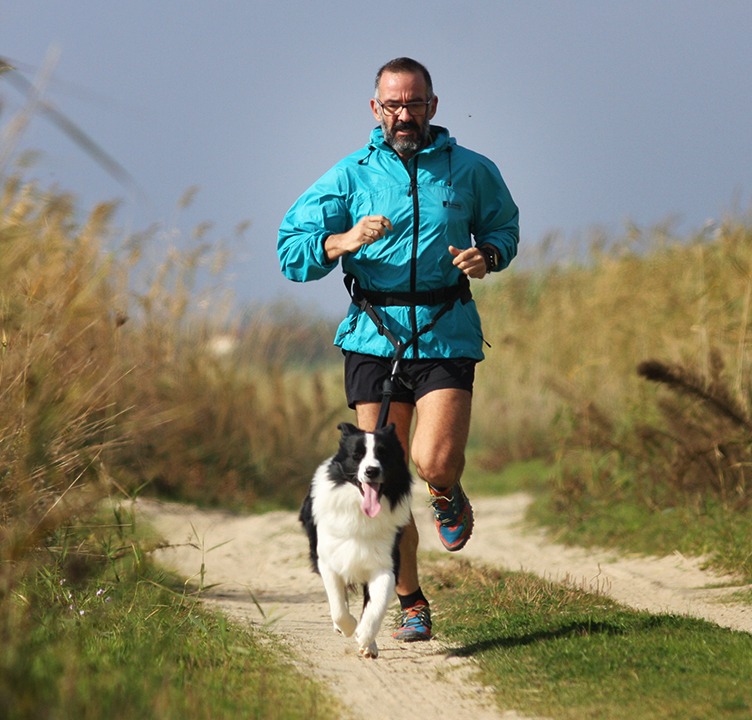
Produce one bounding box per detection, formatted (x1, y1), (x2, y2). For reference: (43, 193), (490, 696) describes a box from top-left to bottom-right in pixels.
(278, 57), (519, 641)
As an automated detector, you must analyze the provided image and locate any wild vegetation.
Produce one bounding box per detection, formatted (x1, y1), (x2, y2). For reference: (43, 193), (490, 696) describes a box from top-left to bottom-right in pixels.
(0, 171), (346, 716)
(472, 219), (752, 578)
(2, 98), (751, 714)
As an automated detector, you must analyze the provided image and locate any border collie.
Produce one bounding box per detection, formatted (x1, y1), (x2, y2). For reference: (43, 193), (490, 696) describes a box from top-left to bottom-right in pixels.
(299, 422), (413, 658)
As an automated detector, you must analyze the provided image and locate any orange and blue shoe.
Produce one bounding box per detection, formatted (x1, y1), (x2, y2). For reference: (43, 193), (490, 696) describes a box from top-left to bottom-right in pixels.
(428, 482), (474, 552)
(392, 601), (432, 642)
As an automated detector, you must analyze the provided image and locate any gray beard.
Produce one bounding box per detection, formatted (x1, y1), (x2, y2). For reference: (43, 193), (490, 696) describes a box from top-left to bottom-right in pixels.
(382, 121), (431, 158)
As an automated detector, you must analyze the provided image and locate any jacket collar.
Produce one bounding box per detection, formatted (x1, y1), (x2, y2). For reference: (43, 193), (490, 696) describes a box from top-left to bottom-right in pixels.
(368, 125), (452, 157)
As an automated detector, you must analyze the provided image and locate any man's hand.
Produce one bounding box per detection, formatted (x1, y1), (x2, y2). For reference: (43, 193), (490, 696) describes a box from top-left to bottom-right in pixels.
(449, 245), (488, 279)
(324, 216), (393, 261)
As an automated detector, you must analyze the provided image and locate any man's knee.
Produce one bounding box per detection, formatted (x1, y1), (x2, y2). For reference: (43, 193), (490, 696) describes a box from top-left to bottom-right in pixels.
(413, 452), (465, 490)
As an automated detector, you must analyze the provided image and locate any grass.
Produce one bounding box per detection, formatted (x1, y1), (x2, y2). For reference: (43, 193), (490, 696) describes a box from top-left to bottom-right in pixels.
(471, 218), (752, 582)
(1, 505), (341, 720)
(3, 84), (752, 719)
(425, 558), (752, 720)
(0, 165), (344, 717)
(465, 456), (752, 583)
(528, 486), (752, 581)
(464, 457), (553, 496)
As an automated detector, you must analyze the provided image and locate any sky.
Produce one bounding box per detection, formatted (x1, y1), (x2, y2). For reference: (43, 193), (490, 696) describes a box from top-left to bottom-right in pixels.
(2, 1), (751, 318)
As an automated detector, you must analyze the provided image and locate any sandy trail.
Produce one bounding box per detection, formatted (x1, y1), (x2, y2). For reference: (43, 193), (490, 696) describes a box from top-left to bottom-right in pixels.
(137, 493), (751, 720)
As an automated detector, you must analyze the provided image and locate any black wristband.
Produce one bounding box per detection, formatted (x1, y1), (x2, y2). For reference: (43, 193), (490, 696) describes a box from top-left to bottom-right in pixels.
(480, 245), (500, 272)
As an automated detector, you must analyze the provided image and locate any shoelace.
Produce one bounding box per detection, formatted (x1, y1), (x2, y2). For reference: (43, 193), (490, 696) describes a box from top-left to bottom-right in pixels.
(402, 604), (431, 627)
(429, 487), (462, 525)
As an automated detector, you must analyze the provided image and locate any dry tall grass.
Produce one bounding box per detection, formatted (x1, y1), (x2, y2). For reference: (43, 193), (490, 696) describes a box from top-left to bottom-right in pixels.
(474, 218), (752, 513)
(0, 170), (345, 674)
(1, 54), (349, 705)
(1, 179), (122, 548)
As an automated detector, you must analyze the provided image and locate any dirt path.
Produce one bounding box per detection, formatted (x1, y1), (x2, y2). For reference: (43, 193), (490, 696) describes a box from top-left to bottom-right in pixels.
(137, 493), (752, 720)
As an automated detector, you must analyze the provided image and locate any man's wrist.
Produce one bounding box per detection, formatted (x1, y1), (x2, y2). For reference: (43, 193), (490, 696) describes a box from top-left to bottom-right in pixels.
(323, 232), (349, 263)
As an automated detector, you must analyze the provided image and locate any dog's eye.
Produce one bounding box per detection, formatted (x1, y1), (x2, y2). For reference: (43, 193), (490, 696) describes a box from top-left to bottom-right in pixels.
(353, 450), (365, 462)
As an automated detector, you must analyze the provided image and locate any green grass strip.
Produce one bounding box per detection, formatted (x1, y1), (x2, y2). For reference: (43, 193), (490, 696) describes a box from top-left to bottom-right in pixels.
(426, 559), (752, 720)
(1, 564), (341, 720)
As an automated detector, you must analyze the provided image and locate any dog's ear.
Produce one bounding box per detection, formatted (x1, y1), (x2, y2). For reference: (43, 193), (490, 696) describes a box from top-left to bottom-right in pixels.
(337, 422), (359, 436)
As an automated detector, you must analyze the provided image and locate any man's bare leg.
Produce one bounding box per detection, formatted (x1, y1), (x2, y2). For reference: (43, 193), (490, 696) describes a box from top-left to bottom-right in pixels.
(412, 388), (474, 552)
(412, 388), (472, 492)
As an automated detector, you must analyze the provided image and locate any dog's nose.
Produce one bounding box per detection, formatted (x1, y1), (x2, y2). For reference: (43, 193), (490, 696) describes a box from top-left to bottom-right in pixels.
(364, 465), (381, 480)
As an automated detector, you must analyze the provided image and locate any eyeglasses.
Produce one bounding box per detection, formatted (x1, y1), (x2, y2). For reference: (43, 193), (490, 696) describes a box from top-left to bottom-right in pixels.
(375, 99), (432, 117)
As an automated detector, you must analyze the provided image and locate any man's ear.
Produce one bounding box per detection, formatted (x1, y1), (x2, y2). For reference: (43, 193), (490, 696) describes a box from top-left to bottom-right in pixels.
(428, 94), (439, 120)
(370, 98), (382, 123)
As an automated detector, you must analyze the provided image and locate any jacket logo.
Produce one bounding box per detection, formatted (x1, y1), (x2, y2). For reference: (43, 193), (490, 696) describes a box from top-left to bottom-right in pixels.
(443, 200), (462, 210)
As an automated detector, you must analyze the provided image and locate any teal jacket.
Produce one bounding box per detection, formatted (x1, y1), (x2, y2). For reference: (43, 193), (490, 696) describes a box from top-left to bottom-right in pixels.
(277, 126), (519, 360)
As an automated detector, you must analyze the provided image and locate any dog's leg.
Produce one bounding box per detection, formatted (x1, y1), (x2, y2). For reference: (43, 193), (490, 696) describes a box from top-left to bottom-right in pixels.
(318, 563), (358, 637)
(355, 570), (395, 658)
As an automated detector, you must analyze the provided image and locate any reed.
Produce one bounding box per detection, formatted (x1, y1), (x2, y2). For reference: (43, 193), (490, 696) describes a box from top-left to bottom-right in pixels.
(0, 161), (343, 571)
(0, 165), (343, 714)
(473, 216), (752, 574)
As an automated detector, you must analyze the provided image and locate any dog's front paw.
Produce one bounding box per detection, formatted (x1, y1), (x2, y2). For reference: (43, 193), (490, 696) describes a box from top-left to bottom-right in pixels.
(358, 640), (379, 659)
(355, 624), (379, 658)
(334, 613), (358, 637)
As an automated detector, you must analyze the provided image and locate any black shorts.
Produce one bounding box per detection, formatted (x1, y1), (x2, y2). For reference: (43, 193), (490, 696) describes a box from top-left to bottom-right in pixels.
(343, 351), (476, 409)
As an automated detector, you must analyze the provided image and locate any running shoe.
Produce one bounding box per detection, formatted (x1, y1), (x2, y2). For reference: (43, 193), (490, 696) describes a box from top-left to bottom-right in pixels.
(392, 601), (432, 641)
(428, 481), (474, 552)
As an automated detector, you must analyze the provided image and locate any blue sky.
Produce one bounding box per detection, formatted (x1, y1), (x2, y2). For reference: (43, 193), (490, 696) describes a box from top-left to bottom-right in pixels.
(2, 1), (751, 316)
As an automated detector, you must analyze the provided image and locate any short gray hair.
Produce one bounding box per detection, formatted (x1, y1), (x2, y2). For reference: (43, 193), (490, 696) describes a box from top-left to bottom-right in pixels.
(374, 57), (433, 98)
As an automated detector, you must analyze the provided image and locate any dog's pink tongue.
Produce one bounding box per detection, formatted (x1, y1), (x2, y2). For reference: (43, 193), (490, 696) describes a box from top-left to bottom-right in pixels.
(361, 483), (382, 518)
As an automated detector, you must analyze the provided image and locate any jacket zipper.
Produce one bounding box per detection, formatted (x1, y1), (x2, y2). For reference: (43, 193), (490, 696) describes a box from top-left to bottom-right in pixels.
(407, 157), (420, 358)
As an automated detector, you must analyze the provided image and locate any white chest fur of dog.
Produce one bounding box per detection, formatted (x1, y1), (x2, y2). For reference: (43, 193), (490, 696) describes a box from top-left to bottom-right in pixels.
(299, 422), (413, 658)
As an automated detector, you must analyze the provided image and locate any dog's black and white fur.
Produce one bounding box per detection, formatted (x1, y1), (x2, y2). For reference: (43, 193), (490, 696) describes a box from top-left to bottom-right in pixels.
(299, 422), (413, 658)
